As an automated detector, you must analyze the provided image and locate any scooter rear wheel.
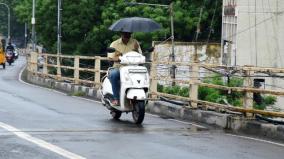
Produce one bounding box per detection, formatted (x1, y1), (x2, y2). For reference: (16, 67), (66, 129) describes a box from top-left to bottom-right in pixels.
(132, 101), (145, 124)
(111, 110), (122, 120)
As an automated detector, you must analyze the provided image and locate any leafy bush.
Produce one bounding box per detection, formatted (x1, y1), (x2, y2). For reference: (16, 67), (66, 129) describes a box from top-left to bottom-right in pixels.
(254, 103), (266, 110)
(179, 87), (189, 97)
(71, 91), (86, 96)
(199, 86), (220, 102)
(254, 96), (277, 110)
(263, 96), (277, 105)
(157, 84), (163, 92)
(228, 78), (243, 87)
(158, 75), (277, 110)
(48, 67), (57, 75)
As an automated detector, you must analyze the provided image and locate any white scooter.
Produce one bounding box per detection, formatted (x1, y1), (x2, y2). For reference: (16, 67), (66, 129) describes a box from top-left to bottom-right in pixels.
(100, 48), (151, 124)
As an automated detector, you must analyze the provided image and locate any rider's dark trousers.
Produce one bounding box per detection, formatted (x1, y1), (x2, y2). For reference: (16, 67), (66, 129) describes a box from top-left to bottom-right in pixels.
(109, 68), (120, 100)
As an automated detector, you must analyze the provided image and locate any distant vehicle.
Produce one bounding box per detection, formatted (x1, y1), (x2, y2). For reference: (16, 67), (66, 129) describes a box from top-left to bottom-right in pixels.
(0, 50), (6, 69)
(6, 50), (15, 65)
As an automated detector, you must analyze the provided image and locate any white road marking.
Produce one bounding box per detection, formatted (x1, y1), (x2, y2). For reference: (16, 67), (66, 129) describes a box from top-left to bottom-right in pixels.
(226, 134), (284, 147)
(0, 122), (87, 159)
(71, 96), (102, 104)
(146, 113), (160, 118)
(167, 119), (207, 129)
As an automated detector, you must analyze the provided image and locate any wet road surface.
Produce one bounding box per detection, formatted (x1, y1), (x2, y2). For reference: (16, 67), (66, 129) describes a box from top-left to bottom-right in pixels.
(0, 56), (283, 159)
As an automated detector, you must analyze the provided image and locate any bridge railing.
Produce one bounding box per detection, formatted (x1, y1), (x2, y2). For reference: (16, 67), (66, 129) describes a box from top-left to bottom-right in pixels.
(26, 51), (284, 118)
(27, 52), (111, 88)
(149, 51), (284, 118)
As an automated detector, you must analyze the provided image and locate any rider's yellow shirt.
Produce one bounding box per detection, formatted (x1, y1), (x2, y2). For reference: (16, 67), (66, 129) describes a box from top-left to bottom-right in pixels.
(109, 38), (142, 67)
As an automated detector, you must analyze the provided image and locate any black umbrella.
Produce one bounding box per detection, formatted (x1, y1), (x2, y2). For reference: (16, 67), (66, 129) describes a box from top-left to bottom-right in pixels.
(109, 17), (162, 33)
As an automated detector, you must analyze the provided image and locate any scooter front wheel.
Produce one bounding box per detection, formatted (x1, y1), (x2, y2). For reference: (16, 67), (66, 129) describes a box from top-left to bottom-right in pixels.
(132, 101), (145, 124)
(111, 110), (122, 120)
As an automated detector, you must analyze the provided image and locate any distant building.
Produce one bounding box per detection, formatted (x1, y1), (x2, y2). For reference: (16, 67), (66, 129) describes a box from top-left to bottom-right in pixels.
(222, 0), (284, 67)
(154, 42), (221, 86)
(222, 0), (284, 110)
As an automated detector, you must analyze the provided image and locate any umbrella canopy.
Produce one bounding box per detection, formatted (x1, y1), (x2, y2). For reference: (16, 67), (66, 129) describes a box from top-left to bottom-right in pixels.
(109, 17), (162, 33)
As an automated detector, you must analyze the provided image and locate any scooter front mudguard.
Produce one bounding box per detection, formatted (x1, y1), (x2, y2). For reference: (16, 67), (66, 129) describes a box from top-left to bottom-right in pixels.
(126, 89), (147, 100)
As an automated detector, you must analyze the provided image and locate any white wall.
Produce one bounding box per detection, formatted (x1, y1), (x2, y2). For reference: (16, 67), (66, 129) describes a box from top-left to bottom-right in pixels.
(223, 0), (284, 110)
(227, 0), (284, 67)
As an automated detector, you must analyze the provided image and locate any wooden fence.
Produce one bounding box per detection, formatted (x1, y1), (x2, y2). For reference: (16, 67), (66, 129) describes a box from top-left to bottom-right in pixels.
(26, 51), (284, 118)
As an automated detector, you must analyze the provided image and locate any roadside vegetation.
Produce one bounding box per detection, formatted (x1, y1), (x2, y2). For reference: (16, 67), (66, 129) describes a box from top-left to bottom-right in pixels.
(70, 91), (86, 97)
(158, 75), (277, 110)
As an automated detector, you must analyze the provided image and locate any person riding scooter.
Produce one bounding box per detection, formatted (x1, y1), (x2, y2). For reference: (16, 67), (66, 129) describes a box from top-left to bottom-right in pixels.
(6, 42), (15, 52)
(6, 42), (15, 58)
(4, 42), (15, 65)
(108, 32), (142, 106)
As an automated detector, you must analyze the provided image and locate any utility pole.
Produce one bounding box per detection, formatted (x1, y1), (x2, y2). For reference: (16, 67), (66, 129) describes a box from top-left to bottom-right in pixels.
(57, 0), (62, 55)
(57, 0), (62, 79)
(7, 5), (10, 42)
(32, 0), (36, 51)
(24, 23), (27, 48)
(169, 2), (176, 86)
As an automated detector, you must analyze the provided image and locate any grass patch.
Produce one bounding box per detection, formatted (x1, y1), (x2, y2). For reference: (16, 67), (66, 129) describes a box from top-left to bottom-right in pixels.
(71, 91), (86, 96)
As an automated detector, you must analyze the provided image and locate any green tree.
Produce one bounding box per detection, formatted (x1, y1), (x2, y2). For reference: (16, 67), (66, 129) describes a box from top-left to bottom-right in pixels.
(14, 0), (222, 54)
(0, 0), (24, 43)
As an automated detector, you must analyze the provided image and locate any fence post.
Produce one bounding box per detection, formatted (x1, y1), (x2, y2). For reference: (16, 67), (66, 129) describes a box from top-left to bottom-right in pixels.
(26, 53), (31, 72)
(42, 54), (48, 75)
(243, 68), (254, 117)
(56, 55), (62, 80)
(74, 56), (80, 84)
(150, 51), (158, 98)
(94, 57), (101, 88)
(189, 44), (200, 108)
(189, 63), (199, 108)
(30, 52), (38, 73)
